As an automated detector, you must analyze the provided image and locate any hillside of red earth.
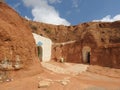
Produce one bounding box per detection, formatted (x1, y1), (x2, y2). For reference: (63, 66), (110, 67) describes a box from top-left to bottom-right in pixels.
(0, 2), (41, 80)
(0, 2), (120, 90)
(27, 17), (120, 69)
(28, 20), (120, 45)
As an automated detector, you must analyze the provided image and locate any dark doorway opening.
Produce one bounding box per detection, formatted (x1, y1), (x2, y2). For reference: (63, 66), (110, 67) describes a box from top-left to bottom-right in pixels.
(82, 46), (91, 64)
(87, 52), (90, 64)
(37, 46), (42, 61)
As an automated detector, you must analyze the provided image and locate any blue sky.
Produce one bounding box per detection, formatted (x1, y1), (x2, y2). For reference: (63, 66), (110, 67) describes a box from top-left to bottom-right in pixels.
(5, 0), (120, 25)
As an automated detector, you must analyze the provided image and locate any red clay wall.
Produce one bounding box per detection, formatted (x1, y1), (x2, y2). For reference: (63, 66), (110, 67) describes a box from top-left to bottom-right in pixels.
(52, 31), (120, 69)
(91, 47), (120, 69)
(51, 42), (82, 63)
(52, 42), (120, 69)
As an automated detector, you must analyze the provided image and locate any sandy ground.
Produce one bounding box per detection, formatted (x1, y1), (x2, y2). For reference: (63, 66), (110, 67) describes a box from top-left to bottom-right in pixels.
(0, 61), (120, 90)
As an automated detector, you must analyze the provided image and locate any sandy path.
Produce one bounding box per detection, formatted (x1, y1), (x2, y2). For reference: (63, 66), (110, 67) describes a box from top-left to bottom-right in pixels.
(0, 61), (120, 90)
(41, 62), (88, 75)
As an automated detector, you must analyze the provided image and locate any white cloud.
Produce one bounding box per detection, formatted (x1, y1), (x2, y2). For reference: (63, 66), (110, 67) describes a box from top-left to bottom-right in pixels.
(71, 0), (82, 13)
(11, 3), (21, 14)
(22, 0), (70, 26)
(72, 0), (79, 8)
(66, 11), (72, 15)
(25, 16), (31, 20)
(48, 0), (62, 4)
(14, 3), (21, 9)
(93, 14), (120, 22)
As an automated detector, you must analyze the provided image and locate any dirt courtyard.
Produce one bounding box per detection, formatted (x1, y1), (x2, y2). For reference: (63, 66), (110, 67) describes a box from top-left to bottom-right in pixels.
(0, 61), (120, 90)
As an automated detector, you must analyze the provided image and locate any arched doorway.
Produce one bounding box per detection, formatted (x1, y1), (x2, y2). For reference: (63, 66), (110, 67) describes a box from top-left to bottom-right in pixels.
(82, 46), (91, 64)
(33, 33), (52, 62)
(37, 46), (42, 61)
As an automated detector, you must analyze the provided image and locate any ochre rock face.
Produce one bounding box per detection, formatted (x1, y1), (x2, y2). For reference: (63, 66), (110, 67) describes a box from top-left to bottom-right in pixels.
(51, 42), (83, 63)
(29, 19), (120, 69)
(0, 3), (38, 70)
(27, 21), (77, 43)
(29, 21), (120, 44)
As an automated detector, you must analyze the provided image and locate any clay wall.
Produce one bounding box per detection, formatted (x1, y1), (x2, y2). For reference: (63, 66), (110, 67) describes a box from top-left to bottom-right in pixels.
(51, 31), (120, 69)
(51, 42), (82, 63)
(91, 47), (120, 68)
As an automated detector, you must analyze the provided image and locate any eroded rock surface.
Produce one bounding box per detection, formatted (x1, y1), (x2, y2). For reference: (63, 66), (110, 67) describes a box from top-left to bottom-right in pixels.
(29, 20), (120, 68)
(0, 3), (38, 70)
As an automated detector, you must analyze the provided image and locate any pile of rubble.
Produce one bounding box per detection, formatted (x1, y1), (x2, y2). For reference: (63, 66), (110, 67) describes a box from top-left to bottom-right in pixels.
(38, 77), (70, 88)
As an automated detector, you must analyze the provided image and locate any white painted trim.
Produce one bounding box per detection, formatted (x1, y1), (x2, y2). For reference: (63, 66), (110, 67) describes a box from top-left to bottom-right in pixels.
(32, 33), (52, 62)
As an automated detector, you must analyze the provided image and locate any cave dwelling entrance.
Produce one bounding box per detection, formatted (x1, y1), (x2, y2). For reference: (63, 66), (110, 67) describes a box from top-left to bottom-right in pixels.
(37, 46), (42, 61)
(33, 33), (52, 62)
(82, 46), (91, 64)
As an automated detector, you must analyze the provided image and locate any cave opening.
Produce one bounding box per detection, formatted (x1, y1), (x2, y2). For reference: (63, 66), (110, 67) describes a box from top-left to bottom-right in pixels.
(87, 52), (90, 64)
(37, 46), (42, 61)
(82, 46), (91, 64)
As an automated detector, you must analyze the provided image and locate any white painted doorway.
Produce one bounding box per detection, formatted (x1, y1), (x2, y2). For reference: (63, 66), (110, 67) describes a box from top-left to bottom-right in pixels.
(33, 33), (52, 62)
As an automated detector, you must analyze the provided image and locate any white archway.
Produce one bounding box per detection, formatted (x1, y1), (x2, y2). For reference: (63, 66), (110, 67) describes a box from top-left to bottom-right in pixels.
(32, 33), (52, 62)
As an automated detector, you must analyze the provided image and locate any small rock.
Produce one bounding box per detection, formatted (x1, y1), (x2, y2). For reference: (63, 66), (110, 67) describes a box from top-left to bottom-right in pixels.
(11, 79), (14, 81)
(61, 81), (68, 86)
(45, 79), (53, 82)
(38, 81), (50, 88)
(54, 80), (61, 82)
(14, 64), (22, 70)
(6, 79), (11, 82)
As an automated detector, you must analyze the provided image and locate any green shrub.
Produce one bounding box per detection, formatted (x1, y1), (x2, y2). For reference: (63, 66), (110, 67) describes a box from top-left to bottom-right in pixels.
(30, 25), (38, 31)
(43, 28), (51, 34)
